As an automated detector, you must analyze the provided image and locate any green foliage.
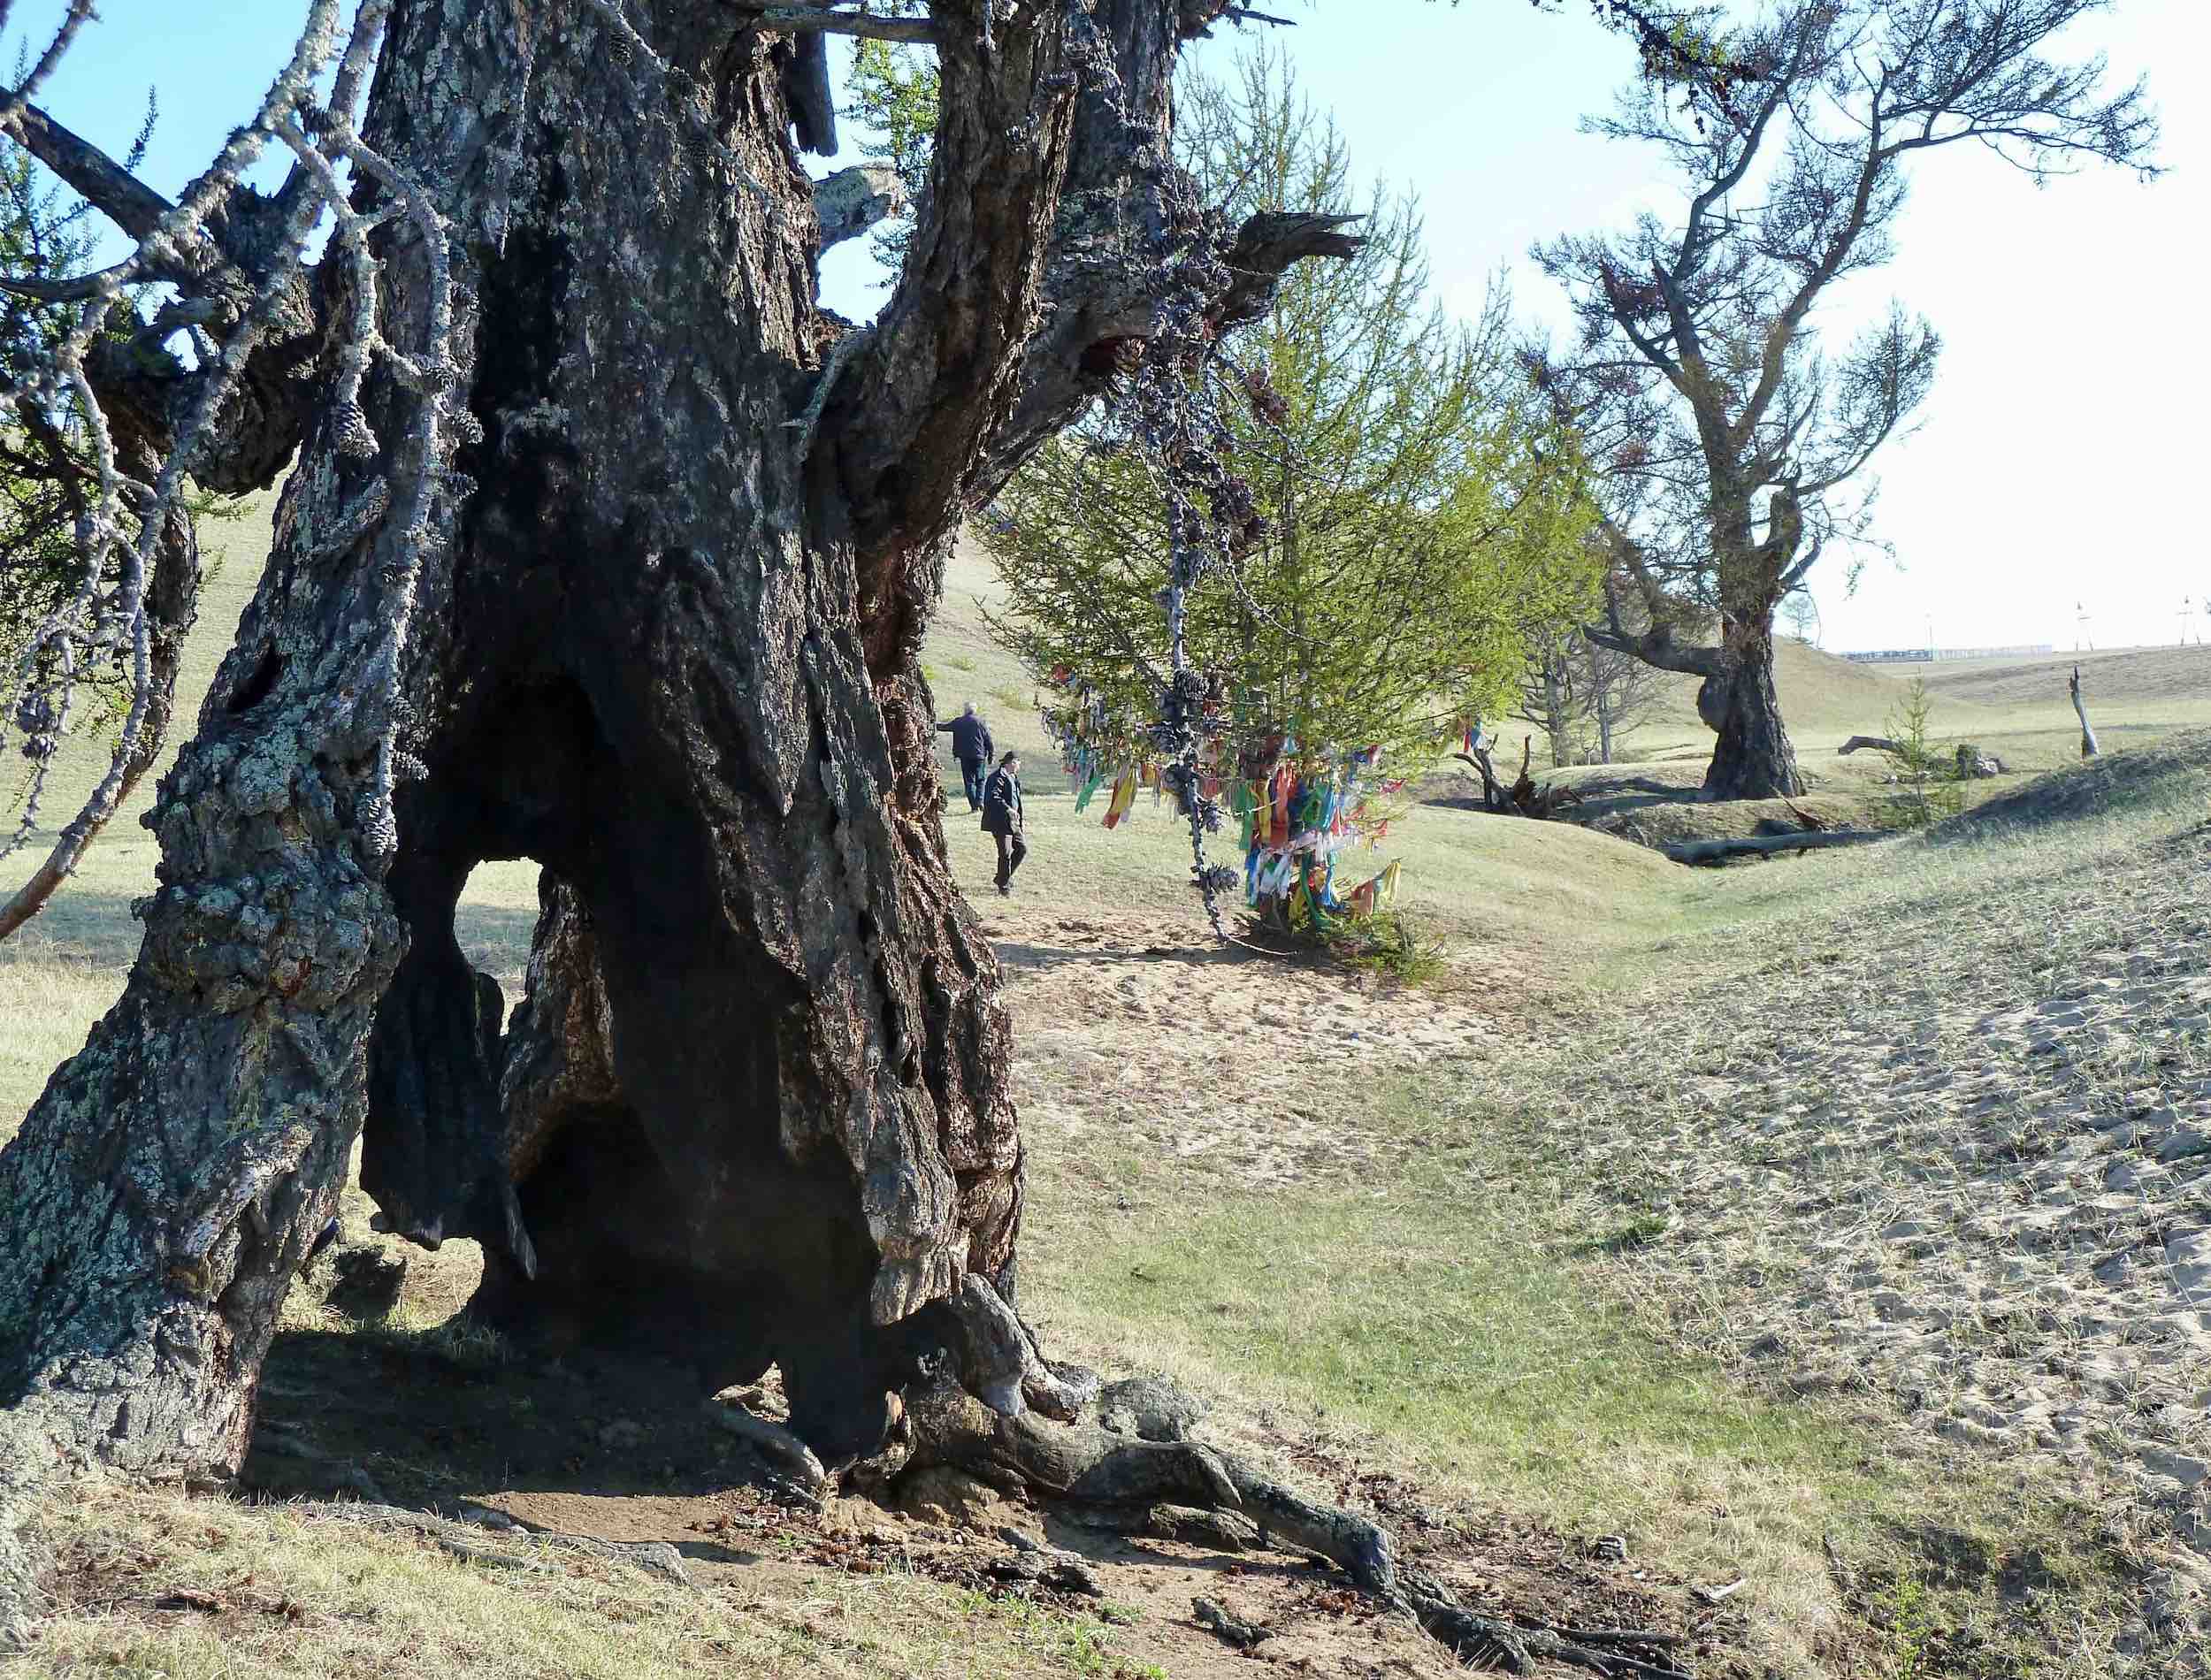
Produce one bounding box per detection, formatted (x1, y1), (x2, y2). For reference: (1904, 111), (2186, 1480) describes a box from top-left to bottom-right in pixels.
(1, 91), (169, 750)
(840, 30), (937, 263)
(1880, 1570), (1934, 1680)
(1881, 677), (1962, 829)
(1318, 908), (1450, 988)
(2, 137), (102, 677)
(980, 50), (1598, 787)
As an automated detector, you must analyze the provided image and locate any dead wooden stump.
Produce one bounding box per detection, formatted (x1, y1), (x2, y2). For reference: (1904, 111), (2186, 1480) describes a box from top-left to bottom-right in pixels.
(2070, 666), (2100, 758)
(1454, 736), (1582, 820)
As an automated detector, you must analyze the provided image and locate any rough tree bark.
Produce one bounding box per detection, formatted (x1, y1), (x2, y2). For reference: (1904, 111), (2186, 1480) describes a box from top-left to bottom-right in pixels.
(0, 0), (1346, 1572)
(1692, 614), (1802, 800)
(1587, 587), (1804, 801)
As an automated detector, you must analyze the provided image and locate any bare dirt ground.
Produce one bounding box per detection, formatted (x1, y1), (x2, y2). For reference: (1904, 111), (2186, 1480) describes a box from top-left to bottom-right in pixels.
(989, 910), (1509, 1192)
(132, 897), (1772, 1680)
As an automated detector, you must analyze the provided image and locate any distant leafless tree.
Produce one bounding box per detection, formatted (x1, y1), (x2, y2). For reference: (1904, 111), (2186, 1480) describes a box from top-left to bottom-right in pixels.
(1534, 0), (2158, 799)
(1515, 573), (1669, 765)
(1779, 587), (1818, 645)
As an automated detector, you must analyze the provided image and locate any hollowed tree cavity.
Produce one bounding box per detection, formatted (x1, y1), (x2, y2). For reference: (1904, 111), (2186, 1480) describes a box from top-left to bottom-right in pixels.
(0, 0), (1320, 1517)
(360, 666), (972, 1462)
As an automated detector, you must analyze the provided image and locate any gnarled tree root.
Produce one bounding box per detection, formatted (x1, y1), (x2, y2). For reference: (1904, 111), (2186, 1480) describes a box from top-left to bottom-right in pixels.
(702, 1399), (831, 1507)
(292, 1501), (693, 1587)
(896, 1366), (1695, 1680)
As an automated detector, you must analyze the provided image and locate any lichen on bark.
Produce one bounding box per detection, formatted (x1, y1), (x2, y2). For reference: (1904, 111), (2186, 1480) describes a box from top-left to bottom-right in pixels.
(0, 4), (1343, 1554)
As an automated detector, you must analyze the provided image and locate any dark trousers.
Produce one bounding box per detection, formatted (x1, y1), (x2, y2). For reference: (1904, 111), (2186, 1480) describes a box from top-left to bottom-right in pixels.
(993, 830), (1028, 890)
(959, 759), (987, 811)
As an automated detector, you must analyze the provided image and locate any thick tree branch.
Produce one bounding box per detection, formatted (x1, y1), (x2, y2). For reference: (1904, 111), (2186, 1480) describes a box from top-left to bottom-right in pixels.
(753, 4), (941, 44)
(821, 1), (1077, 577)
(8, 103), (174, 242)
(1208, 210), (1363, 332)
(812, 163), (905, 251)
(1583, 617), (1721, 678)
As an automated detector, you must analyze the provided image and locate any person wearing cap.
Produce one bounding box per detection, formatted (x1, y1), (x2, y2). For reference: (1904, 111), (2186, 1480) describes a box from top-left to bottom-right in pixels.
(980, 750), (1026, 896)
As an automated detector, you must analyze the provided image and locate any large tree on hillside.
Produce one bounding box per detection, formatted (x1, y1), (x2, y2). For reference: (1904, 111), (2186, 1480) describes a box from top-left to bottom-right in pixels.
(1534, 0), (2156, 800)
(0, 0), (1745, 1643)
(983, 53), (1593, 798)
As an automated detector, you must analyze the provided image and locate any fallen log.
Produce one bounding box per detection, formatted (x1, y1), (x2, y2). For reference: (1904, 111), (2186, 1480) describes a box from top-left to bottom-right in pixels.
(1662, 829), (1887, 866)
(1837, 735), (1900, 757)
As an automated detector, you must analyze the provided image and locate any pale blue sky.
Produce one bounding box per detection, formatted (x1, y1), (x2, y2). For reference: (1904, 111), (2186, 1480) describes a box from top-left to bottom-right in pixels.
(9, 2), (2202, 651)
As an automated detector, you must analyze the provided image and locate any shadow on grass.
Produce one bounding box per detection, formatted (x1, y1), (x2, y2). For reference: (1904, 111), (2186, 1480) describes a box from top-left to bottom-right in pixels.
(246, 1319), (779, 1566)
(1, 887), (155, 969)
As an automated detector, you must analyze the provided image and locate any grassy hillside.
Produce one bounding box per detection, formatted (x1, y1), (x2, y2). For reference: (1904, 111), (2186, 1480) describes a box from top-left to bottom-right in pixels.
(1908, 642), (2211, 708)
(1623, 635), (2006, 759)
(931, 538), (2205, 794)
(7, 511), (2211, 1677)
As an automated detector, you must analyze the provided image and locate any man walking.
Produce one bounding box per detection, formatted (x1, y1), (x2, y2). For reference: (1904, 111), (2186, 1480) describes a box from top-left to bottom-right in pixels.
(981, 751), (1027, 897)
(937, 701), (995, 813)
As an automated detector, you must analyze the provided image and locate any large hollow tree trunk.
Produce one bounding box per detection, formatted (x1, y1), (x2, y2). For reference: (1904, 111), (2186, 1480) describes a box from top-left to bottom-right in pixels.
(1, 0), (995, 1484)
(0, 0), (1338, 1573)
(1695, 614), (1803, 800)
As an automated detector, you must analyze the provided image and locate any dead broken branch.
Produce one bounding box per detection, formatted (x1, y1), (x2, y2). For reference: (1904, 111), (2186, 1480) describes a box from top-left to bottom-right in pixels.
(1453, 736), (1582, 820)
(2070, 665), (2100, 758)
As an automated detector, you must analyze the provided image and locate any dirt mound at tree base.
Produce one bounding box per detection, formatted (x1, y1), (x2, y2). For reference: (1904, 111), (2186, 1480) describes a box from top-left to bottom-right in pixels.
(66, 1316), (1763, 1680)
(1582, 793), (1872, 851)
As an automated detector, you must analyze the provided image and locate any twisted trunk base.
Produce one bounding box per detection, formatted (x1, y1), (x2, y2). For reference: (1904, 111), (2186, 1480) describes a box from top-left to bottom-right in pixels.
(1696, 619), (1804, 801)
(0, 0), (1357, 1646)
(0, 0), (1022, 1597)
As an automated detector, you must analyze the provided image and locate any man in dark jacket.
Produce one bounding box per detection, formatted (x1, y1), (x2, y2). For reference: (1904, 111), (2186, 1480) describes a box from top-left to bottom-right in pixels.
(937, 702), (995, 812)
(980, 751), (1026, 896)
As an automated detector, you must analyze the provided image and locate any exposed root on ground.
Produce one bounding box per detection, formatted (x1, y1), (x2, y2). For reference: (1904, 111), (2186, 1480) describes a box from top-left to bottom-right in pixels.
(289, 1500), (693, 1585)
(896, 1359), (1695, 1678)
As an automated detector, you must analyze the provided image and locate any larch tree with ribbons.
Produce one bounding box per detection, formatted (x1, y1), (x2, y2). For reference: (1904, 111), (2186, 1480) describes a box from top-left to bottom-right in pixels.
(981, 51), (1595, 927)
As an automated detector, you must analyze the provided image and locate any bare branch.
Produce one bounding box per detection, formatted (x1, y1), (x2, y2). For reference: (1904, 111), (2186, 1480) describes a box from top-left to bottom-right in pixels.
(7, 104), (175, 243)
(751, 4), (941, 43)
(0, 0), (462, 935)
